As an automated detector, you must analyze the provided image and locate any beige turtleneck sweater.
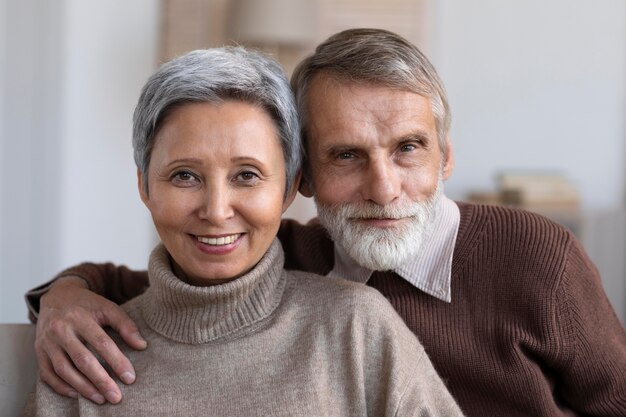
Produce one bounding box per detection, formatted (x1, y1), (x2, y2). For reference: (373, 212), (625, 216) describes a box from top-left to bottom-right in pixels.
(24, 239), (463, 416)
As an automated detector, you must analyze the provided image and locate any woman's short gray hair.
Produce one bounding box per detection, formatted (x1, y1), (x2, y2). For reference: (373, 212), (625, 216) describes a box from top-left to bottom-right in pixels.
(292, 28), (451, 158)
(133, 47), (302, 196)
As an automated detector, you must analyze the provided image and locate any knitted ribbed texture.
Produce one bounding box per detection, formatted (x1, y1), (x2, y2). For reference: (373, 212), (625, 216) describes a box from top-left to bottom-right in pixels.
(142, 241), (285, 344)
(33, 202), (626, 416)
(25, 239), (464, 416)
(369, 203), (626, 417)
(279, 202), (626, 416)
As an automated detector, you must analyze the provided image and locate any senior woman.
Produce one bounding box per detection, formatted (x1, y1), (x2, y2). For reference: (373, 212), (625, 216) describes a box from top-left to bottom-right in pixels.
(24, 47), (464, 416)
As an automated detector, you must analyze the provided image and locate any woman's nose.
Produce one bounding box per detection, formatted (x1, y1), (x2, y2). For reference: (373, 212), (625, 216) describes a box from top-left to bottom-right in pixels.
(197, 184), (234, 223)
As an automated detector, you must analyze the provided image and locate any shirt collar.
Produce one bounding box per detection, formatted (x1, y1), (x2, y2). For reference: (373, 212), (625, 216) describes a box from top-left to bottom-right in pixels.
(326, 195), (460, 303)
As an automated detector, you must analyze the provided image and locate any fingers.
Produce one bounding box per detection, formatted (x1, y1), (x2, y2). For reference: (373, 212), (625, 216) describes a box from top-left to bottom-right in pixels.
(35, 284), (136, 404)
(35, 313), (96, 401)
(46, 344), (111, 404)
(88, 301), (146, 385)
(36, 315), (120, 404)
(101, 304), (147, 352)
(63, 331), (123, 404)
(77, 319), (136, 386)
(36, 348), (79, 400)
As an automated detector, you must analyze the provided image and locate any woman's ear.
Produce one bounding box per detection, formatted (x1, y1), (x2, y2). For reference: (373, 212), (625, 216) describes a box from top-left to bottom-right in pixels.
(282, 170), (302, 213)
(137, 169), (149, 206)
(442, 136), (455, 180)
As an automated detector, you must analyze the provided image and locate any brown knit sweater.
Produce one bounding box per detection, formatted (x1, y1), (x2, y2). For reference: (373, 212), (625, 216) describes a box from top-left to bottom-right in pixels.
(28, 202), (626, 416)
(24, 240), (464, 416)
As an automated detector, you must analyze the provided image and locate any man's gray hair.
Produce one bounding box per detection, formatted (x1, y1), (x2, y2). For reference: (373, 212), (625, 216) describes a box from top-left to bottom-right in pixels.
(133, 46), (302, 196)
(292, 28), (451, 158)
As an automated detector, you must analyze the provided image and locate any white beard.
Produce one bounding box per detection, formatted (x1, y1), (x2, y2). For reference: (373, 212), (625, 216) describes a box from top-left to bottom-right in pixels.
(315, 181), (443, 271)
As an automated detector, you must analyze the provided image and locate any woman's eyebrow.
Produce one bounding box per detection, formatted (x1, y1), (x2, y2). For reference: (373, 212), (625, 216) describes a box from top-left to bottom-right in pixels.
(166, 156), (267, 166)
(166, 158), (203, 167)
(231, 156), (265, 164)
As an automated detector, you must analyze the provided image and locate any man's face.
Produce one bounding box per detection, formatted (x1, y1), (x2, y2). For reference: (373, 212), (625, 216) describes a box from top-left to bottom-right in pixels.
(302, 75), (454, 270)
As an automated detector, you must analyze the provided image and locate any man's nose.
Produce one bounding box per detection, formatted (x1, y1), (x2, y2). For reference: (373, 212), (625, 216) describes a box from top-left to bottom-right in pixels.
(198, 183), (234, 223)
(361, 158), (401, 205)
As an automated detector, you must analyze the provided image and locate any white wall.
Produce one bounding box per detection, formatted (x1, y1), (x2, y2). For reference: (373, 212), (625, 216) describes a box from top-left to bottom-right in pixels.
(0, 0), (160, 323)
(1, 0), (64, 323)
(433, 0), (626, 321)
(58, 1), (159, 270)
(1, 0), (624, 323)
(0, 0), (5, 281)
(435, 0), (626, 209)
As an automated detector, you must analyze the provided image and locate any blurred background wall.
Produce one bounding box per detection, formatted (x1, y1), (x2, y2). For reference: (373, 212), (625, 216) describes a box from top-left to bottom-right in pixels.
(1, 0), (625, 324)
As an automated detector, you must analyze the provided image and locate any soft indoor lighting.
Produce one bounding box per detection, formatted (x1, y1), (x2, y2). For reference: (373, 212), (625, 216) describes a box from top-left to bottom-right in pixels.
(228, 0), (317, 45)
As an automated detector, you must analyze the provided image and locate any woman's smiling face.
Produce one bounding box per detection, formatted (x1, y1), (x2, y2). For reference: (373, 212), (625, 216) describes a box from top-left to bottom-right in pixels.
(139, 100), (295, 285)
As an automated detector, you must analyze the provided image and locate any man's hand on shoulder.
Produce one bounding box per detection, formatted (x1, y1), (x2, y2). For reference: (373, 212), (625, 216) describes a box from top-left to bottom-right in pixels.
(35, 276), (147, 404)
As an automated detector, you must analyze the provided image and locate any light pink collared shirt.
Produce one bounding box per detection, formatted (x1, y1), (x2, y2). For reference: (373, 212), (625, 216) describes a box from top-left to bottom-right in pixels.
(327, 195), (460, 303)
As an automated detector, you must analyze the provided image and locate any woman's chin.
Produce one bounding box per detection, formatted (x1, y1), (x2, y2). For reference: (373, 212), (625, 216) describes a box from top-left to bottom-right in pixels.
(170, 253), (251, 287)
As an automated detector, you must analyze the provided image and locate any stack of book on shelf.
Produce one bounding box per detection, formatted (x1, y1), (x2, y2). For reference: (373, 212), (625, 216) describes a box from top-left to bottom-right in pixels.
(467, 171), (581, 236)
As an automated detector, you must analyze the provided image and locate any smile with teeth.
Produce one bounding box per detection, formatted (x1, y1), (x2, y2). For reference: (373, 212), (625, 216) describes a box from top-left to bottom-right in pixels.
(195, 234), (241, 246)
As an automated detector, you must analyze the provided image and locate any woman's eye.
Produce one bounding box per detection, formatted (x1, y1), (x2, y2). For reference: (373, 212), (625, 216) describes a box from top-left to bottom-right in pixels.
(171, 171), (199, 186)
(236, 171), (259, 183)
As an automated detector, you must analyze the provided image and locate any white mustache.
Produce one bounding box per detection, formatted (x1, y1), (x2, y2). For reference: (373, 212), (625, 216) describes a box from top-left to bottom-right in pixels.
(338, 202), (430, 221)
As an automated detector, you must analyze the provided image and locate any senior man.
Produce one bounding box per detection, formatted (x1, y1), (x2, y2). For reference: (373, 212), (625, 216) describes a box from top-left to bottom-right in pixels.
(27, 29), (626, 416)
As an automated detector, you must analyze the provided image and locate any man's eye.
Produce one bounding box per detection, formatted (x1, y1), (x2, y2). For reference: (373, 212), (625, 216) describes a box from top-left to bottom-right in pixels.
(400, 144), (417, 152)
(337, 152), (355, 160)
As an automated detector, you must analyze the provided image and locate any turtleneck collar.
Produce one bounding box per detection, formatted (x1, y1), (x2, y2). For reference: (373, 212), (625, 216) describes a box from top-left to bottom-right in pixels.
(141, 239), (286, 344)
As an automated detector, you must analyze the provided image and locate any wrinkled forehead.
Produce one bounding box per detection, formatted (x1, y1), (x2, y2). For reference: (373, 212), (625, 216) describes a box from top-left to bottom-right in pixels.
(305, 74), (432, 122)
(307, 74), (432, 119)
(305, 69), (431, 100)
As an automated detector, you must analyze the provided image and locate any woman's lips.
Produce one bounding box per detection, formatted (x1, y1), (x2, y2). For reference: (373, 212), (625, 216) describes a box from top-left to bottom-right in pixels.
(191, 233), (243, 255)
(195, 233), (241, 246)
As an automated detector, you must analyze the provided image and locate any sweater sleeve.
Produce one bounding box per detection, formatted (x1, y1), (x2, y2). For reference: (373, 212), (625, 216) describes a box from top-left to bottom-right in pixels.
(554, 236), (626, 415)
(360, 290), (465, 417)
(393, 354), (466, 417)
(25, 263), (149, 322)
(22, 380), (78, 417)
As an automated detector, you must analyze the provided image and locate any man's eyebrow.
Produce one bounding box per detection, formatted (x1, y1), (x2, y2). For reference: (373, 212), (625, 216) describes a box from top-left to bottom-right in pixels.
(321, 144), (361, 156)
(396, 131), (432, 145)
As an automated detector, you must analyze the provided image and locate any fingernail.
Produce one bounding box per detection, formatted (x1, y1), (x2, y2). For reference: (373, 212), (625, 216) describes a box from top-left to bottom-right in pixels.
(105, 390), (121, 404)
(68, 390), (79, 399)
(121, 371), (135, 384)
(90, 393), (105, 404)
(134, 332), (148, 348)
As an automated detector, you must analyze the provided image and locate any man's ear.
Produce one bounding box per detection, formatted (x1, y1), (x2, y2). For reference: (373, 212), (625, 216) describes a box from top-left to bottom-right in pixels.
(137, 169), (149, 206)
(298, 173), (314, 198)
(442, 136), (455, 180)
(282, 170), (302, 213)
